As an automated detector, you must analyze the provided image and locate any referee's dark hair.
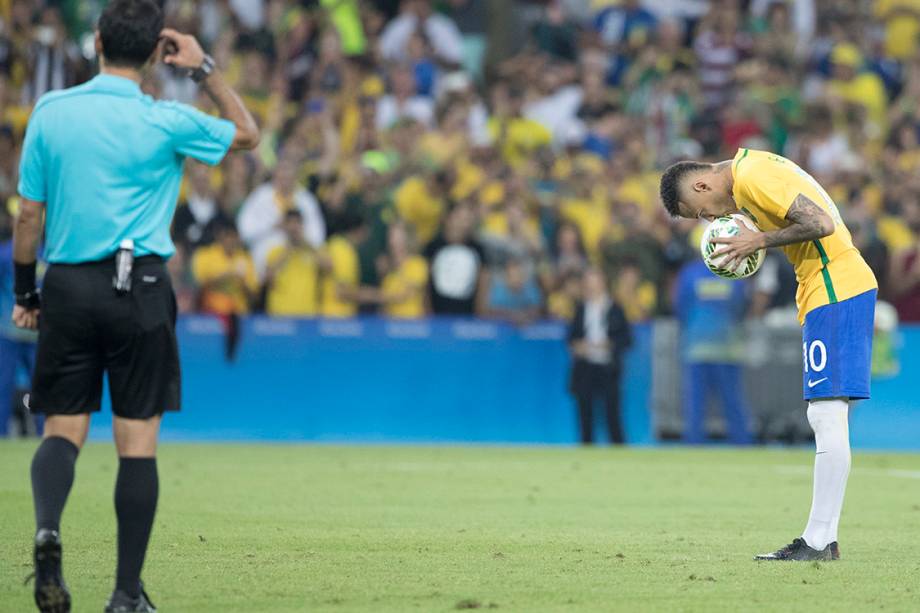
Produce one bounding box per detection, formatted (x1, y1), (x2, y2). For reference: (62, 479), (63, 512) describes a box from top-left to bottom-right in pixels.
(98, 0), (164, 69)
(659, 160), (710, 218)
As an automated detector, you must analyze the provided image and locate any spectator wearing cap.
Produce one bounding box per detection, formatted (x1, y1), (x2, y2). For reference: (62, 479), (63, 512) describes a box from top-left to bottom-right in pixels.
(568, 267), (631, 445)
(264, 210), (321, 317)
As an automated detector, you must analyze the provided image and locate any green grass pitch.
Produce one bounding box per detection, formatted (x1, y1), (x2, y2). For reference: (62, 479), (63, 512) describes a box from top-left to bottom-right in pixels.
(1, 442), (919, 612)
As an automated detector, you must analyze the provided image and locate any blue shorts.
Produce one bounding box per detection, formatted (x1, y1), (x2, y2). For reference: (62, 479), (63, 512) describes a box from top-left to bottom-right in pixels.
(802, 289), (876, 400)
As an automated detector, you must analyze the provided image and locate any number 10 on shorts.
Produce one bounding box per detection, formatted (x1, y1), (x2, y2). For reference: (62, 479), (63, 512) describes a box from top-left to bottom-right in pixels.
(803, 340), (827, 373)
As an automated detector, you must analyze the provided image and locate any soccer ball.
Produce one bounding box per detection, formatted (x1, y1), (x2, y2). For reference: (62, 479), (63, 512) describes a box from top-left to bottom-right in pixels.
(699, 214), (765, 279)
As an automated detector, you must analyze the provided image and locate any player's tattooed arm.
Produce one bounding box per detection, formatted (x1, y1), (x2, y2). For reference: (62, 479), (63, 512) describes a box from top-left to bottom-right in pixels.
(760, 194), (835, 249)
(710, 194), (834, 268)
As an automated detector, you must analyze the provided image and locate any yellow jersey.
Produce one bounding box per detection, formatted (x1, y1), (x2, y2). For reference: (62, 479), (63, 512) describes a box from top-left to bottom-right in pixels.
(876, 0), (920, 59)
(191, 244), (258, 315)
(320, 236), (360, 318)
(381, 256), (429, 319)
(265, 245), (319, 317)
(730, 148), (877, 324)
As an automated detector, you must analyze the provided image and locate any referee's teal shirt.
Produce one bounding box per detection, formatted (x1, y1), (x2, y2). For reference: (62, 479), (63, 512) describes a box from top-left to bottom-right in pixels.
(17, 74), (236, 264)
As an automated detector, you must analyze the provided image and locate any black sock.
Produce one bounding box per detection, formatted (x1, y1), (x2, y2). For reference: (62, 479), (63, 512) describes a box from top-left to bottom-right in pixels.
(115, 458), (159, 598)
(31, 436), (79, 533)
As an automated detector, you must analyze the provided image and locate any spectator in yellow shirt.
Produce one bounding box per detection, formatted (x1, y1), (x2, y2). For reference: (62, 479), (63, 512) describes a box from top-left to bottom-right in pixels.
(378, 222), (429, 318)
(192, 222), (259, 317)
(264, 210), (321, 317)
(487, 84), (553, 168)
(320, 211), (371, 318)
(614, 259), (657, 323)
(876, 0), (920, 60)
(827, 44), (888, 140)
(547, 271), (583, 321)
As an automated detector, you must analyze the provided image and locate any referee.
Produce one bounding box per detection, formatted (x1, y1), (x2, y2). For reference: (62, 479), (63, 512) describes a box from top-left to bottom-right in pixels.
(12, 2), (258, 612)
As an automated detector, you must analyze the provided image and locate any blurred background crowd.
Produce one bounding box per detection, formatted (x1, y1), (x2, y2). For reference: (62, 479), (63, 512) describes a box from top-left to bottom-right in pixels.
(1, 0), (919, 442)
(2, 0), (920, 324)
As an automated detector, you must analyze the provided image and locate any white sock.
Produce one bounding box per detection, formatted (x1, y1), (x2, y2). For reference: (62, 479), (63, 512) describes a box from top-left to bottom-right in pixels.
(801, 399), (851, 550)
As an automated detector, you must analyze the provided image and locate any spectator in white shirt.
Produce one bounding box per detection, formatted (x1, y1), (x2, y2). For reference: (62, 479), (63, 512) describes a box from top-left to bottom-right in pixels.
(379, 0), (464, 66)
(237, 158), (326, 276)
(377, 64), (435, 130)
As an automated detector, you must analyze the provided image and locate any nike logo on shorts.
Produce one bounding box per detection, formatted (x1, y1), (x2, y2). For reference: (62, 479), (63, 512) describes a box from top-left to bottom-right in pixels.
(807, 377), (828, 388)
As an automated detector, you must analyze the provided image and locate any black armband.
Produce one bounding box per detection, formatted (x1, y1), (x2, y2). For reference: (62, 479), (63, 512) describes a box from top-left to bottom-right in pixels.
(14, 260), (40, 308)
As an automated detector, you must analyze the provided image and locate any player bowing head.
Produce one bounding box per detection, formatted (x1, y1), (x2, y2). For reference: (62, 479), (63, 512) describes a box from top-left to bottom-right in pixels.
(659, 148), (878, 563)
(659, 160), (738, 222)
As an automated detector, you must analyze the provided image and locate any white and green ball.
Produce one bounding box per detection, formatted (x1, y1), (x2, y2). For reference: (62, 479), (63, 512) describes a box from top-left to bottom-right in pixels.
(699, 214), (765, 279)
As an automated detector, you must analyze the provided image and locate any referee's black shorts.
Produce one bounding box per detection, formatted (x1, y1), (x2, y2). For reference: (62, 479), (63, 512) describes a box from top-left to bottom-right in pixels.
(31, 255), (181, 419)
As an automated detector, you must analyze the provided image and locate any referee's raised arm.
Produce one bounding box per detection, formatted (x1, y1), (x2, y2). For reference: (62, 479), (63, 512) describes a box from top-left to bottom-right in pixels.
(159, 28), (260, 151)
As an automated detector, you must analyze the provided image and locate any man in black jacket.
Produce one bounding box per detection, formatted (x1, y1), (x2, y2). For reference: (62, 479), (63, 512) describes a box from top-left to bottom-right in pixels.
(567, 267), (632, 444)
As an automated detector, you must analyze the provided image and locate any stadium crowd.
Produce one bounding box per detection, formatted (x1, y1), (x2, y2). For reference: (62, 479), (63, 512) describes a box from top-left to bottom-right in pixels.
(2, 0), (920, 326)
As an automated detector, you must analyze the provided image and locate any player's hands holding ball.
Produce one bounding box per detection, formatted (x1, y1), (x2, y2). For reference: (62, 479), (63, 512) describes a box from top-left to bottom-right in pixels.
(159, 28), (205, 70)
(709, 222), (766, 270)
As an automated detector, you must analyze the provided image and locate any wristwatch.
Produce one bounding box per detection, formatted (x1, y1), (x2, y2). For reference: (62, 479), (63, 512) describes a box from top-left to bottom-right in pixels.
(190, 54), (216, 83)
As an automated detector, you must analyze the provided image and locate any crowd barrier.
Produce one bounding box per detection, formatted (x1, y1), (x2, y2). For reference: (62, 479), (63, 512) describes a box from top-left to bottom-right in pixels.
(85, 316), (919, 449)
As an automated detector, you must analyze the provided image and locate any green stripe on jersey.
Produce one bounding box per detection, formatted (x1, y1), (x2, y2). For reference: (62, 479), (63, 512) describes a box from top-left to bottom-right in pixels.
(813, 240), (838, 303)
(735, 148), (749, 170)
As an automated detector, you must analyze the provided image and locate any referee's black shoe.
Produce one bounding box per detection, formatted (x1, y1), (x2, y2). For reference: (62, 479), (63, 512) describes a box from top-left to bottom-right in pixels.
(754, 537), (835, 561)
(104, 586), (157, 613)
(33, 528), (71, 613)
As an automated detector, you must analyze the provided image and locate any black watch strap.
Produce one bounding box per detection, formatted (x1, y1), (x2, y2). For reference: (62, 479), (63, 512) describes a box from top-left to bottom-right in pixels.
(190, 54), (215, 83)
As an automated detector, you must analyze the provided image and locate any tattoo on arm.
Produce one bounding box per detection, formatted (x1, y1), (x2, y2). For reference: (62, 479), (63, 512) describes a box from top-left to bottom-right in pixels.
(761, 194), (834, 248)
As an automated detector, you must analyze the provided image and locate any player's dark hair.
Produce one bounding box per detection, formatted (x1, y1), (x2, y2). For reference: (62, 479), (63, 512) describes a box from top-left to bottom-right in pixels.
(659, 160), (710, 217)
(284, 209), (304, 222)
(98, 0), (164, 69)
